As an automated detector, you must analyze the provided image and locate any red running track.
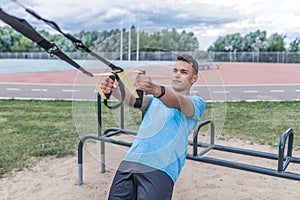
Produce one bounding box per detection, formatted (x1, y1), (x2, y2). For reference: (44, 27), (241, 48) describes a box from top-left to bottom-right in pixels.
(0, 62), (299, 85)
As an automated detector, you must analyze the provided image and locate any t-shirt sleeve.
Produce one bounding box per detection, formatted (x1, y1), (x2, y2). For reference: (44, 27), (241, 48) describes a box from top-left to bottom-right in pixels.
(186, 96), (206, 121)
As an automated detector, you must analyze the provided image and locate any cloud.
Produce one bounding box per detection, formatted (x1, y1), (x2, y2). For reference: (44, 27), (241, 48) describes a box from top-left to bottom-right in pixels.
(1, 0), (299, 50)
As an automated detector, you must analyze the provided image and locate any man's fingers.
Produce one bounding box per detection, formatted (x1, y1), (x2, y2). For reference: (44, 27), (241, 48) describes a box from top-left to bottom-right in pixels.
(134, 74), (154, 94)
(101, 77), (115, 94)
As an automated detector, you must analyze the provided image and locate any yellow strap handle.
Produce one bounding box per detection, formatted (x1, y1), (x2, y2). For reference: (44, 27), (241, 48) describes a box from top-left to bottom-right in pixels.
(117, 71), (139, 99)
(89, 76), (107, 100)
(94, 69), (144, 99)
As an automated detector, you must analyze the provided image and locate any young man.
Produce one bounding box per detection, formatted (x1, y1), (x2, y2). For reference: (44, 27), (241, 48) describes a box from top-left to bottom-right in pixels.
(102, 54), (206, 199)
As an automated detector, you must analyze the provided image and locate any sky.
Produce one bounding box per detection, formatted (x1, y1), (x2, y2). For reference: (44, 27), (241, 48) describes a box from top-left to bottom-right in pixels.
(1, 0), (300, 50)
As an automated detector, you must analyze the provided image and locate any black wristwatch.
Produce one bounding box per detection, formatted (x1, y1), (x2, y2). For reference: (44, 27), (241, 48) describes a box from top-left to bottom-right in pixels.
(156, 86), (165, 98)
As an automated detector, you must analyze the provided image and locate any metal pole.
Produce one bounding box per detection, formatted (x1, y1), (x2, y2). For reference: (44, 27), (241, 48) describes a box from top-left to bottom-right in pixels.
(136, 15), (140, 61)
(120, 22), (123, 60)
(120, 104), (124, 129)
(128, 22), (131, 61)
(120, 26), (125, 129)
(98, 93), (105, 173)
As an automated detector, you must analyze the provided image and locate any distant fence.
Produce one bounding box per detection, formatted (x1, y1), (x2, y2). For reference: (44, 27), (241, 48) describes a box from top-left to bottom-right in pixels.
(1, 51), (300, 63)
(210, 51), (300, 63)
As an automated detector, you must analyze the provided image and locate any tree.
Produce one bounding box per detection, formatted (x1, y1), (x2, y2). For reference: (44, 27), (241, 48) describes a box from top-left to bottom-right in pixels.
(179, 31), (199, 51)
(241, 30), (268, 52)
(208, 33), (244, 52)
(76, 30), (99, 50)
(288, 38), (299, 52)
(1, 25), (199, 53)
(93, 28), (122, 52)
(0, 25), (21, 52)
(267, 33), (286, 51)
(11, 36), (35, 52)
(208, 30), (288, 52)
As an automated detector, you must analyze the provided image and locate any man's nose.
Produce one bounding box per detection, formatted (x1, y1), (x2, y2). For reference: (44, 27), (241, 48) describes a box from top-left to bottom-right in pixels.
(174, 71), (181, 77)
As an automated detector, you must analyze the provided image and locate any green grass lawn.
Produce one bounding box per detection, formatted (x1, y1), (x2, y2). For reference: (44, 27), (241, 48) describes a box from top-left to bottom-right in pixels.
(0, 99), (78, 178)
(0, 99), (299, 178)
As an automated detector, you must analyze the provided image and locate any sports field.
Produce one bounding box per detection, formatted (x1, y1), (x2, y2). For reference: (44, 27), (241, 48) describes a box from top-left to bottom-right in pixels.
(0, 61), (300, 199)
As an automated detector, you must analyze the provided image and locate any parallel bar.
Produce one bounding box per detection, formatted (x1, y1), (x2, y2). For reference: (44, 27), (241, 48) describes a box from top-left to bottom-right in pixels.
(78, 132), (300, 185)
(201, 142), (279, 160)
(78, 97), (300, 186)
(186, 153), (300, 181)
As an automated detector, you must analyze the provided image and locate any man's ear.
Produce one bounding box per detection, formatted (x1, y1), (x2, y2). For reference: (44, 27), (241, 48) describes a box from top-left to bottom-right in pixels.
(192, 74), (198, 84)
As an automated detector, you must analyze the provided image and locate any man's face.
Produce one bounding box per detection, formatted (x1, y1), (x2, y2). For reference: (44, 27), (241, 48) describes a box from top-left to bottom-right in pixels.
(171, 60), (198, 93)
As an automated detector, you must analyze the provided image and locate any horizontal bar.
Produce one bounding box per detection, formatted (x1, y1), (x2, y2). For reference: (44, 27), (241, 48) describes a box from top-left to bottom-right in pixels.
(193, 142), (300, 164)
(103, 127), (138, 137)
(186, 153), (300, 181)
(195, 141), (278, 160)
(80, 134), (132, 148)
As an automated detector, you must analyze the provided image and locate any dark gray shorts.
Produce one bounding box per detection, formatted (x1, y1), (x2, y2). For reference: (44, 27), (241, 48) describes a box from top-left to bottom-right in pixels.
(108, 161), (174, 200)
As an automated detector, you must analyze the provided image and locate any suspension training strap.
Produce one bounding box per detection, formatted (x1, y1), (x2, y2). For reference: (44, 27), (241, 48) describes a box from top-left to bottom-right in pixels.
(0, 8), (107, 100)
(11, 0), (142, 108)
(13, 0), (121, 71)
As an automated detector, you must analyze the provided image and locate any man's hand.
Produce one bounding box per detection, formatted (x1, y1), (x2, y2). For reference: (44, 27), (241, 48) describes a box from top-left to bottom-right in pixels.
(134, 73), (161, 97)
(101, 76), (116, 95)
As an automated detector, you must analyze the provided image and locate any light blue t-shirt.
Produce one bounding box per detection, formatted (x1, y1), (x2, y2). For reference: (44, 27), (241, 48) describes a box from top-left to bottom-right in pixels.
(123, 95), (206, 183)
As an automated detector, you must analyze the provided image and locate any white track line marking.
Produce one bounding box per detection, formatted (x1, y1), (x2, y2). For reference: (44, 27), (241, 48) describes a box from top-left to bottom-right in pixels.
(30, 89), (48, 92)
(61, 89), (78, 92)
(213, 91), (229, 94)
(6, 88), (20, 91)
(243, 90), (258, 93)
(270, 90), (284, 93)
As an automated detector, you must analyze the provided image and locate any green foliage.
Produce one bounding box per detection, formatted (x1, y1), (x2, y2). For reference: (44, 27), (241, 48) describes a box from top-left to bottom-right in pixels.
(289, 38), (300, 52)
(0, 25), (22, 52)
(76, 30), (99, 49)
(208, 29), (290, 52)
(1, 24), (299, 53)
(0, 26), (199, 53)
(267, 33), (286, 51)
(10, 36), (35, 52)
(209, 33), (244, 52)
(243, 30), (269, 52)
(93, 29), (122, 52)
(93, 27), (199, 53)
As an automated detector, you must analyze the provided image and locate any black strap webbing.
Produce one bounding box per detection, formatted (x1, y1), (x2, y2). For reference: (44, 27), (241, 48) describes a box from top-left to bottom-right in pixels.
(16, 4), (133, 108)
(14, 3), (144, 108)
(0, 8), (93, 77)
(20, 5), (122, 72)
(0, 7), (143, 109)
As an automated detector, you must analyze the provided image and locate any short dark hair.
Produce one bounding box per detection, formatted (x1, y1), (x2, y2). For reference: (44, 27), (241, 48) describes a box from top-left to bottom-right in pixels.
(177, 54), (199, 74)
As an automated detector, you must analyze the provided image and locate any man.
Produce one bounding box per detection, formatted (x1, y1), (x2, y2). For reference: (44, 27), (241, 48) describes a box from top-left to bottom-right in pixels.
(102, 54), (206, 199)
